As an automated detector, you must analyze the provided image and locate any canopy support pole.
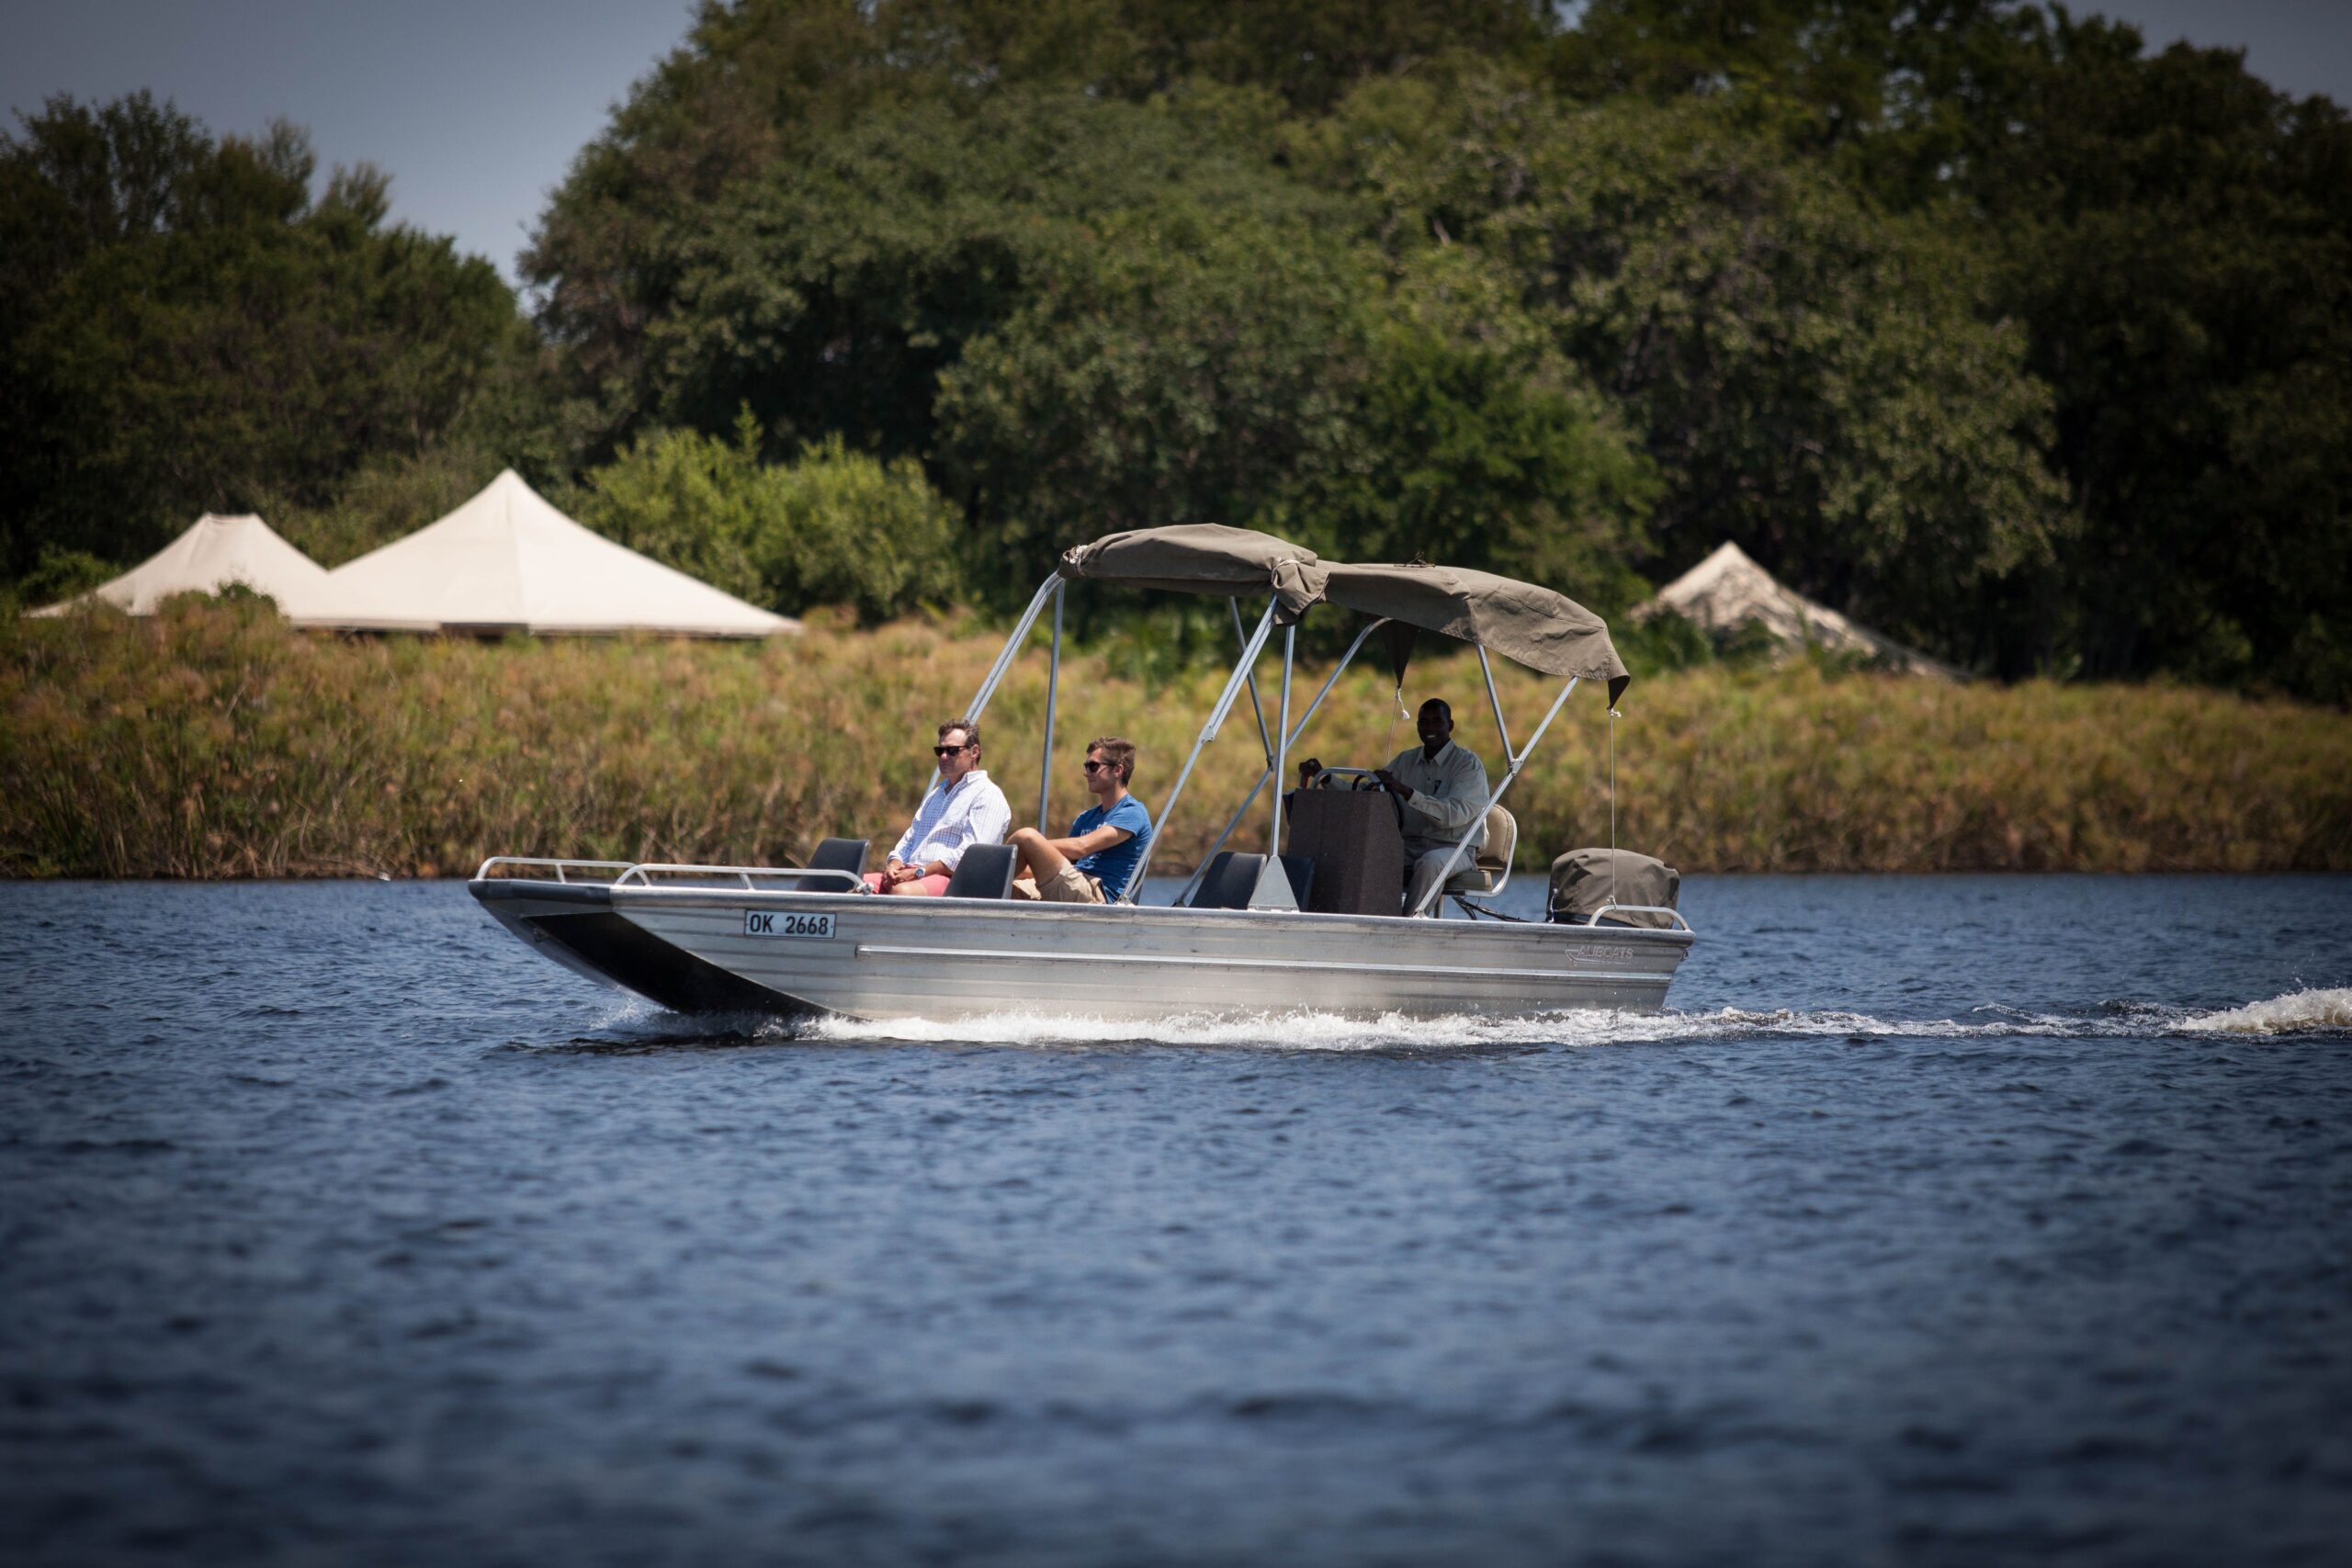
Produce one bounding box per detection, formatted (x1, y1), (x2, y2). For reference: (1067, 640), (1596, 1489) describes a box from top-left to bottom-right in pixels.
(941, 572), (1063, 793)
(1176, 617), (1391, 907)
(1269, 626), (1295, 859)
(1037, 581), (1063, 829)
(1123, 597), (1279, 900)
(1476, 646), (1516, 763)
(1232, 598), (1275, 767)
(1408, 675), (1579, 918)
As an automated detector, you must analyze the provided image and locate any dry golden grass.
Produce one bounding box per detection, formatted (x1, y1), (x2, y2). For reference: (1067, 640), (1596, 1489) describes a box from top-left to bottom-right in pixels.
(5, 598), (2347, 877)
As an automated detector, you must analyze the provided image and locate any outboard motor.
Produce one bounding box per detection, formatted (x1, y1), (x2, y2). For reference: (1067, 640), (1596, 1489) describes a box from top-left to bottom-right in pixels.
(1548, 848), (1680, 928)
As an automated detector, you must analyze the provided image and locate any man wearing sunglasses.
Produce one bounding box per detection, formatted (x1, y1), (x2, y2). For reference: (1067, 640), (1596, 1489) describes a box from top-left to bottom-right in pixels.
(865, 718), (1012, 896)
(1005, 736), (1152, 904)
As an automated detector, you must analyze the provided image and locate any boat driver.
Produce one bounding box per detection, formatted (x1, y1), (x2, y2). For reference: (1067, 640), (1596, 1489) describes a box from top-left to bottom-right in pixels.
(1295, 698), (1491, 917)
(866, 717), (1012, 896)
(1005, 736), (1153, 904)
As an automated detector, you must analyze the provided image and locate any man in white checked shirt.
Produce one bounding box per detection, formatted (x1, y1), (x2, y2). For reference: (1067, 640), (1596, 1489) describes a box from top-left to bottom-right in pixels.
(864, 718), (1012, 896)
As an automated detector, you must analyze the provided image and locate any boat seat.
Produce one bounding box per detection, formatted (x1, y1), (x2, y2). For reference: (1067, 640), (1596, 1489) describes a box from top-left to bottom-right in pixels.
(808, 837), (870, 875)
(944, 842), (1018, 899)
(1448, 807), (1517, 897)
(1188, 852), (1313, 910)
(1188, 852), (1259, 909)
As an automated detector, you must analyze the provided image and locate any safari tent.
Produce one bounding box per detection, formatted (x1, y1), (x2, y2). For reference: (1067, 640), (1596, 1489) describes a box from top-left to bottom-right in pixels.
(31, 513), (334, 619)
(294, 469), (797, 638)
(1634, 542), (1953, 677)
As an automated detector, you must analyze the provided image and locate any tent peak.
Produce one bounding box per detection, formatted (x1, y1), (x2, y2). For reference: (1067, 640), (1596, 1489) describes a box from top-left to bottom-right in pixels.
(297, 464), (796, 637)
(1637, 540), (1955, 678)
(31, 512), (331, 619)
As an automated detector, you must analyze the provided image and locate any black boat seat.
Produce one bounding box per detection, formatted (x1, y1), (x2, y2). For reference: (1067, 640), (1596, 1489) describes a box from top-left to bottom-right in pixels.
(808, 837), (869, 874)
(1188, 851), (1255, 908)
(1188, 852), (1315, 909)
(944, 842), (1018, 899)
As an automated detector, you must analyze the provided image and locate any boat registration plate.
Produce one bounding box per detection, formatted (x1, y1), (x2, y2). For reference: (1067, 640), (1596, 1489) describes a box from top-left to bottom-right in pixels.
(743, 910), (835, 939)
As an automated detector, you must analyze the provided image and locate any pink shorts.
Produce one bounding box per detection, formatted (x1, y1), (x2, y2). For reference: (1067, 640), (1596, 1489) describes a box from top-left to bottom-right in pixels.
(864, 871), (951, 897)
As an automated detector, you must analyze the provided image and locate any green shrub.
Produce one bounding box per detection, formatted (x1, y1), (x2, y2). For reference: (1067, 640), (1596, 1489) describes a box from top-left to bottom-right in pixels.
(572, 411), (959, 621)
(5, 602), (2347, 879)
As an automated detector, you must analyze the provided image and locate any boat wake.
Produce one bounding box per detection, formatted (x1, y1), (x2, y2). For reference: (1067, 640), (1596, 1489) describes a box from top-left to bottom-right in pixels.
(2185, 986), (2352, 1034)
(774, 986), (2352, 1051)
(548, 987), (2351, 1053)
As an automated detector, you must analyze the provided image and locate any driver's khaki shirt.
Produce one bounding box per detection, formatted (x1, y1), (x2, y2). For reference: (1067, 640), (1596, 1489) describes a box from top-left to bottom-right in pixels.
(1363, 739), (1490, 852)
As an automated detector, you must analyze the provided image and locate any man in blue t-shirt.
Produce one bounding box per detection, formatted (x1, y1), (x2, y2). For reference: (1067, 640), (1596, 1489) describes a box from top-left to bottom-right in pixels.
(1006, 735), (1153, 904)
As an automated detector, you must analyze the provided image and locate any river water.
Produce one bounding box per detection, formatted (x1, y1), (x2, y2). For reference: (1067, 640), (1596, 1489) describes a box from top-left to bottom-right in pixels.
(3, 874), (2348, 1566)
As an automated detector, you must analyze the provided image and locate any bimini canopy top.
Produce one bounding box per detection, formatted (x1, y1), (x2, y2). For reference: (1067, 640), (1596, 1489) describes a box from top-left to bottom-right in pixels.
(1057, 525), (1627, 699)
(1058, 525), (1324, 624)
(1321, 561), (1630, 706)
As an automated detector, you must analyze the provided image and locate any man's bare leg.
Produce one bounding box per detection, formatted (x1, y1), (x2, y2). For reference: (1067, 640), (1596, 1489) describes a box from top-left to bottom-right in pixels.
(1008, 826), (1077, 884)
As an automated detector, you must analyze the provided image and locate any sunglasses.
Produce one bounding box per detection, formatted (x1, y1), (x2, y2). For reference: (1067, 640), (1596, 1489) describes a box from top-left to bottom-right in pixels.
(933, 743), (972, 757)
(1080, 759), (1110, 773)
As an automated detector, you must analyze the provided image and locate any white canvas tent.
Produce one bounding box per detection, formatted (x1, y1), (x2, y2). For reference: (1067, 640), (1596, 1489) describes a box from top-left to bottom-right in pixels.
(1634, 542), (1954, 677)
(295, 469), (797, 638)
(32, 513), (334, 619)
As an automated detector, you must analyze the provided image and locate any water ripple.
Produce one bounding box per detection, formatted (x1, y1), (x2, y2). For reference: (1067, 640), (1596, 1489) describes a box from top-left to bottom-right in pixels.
(0, 873), (2347, 1567)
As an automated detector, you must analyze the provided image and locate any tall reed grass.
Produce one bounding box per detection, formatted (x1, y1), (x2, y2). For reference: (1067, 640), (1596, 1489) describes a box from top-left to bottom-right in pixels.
(5, 598), (2347, 878)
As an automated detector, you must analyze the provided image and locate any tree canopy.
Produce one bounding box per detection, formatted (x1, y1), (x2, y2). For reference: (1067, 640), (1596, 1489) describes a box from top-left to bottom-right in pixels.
(6, 3), (2347, 700)
(0, 93), (535, 594)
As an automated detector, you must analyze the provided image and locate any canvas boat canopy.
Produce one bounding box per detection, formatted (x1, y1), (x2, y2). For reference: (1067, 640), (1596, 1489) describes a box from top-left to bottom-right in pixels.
(33, 513), (333, 619)
(1058, 525), (1325, 624)
(295, 469), (797, 638)
(1320, 560), (1630, 705)
(1056, 525), (1628, 699)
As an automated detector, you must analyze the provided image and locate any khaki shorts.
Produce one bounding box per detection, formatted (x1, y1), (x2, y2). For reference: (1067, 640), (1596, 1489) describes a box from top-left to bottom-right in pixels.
(1011, 864), (1106, 904)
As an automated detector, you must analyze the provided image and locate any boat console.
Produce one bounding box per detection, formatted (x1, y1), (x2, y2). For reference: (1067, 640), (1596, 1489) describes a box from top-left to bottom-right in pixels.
(1279, 786), (1404, 916)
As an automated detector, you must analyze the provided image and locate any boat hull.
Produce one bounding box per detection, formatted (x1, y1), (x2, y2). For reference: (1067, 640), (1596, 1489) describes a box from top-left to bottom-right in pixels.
(472, 878), (1693, 1022)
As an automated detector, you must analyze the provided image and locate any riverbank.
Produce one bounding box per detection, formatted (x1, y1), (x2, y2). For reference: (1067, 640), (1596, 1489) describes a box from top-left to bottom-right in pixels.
(5, 599), (2347, 878)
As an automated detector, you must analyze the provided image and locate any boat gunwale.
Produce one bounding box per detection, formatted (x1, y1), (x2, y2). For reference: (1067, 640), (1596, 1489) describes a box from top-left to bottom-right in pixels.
(468, 874), (1697, 951)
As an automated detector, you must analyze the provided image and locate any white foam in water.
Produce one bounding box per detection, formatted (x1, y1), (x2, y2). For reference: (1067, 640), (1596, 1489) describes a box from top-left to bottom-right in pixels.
(796, 1005), (2138, 1050)
(2185, 987), (2352, 1035)
(571, 990), (2347, 1051)
(798, 1009), (1610, 1051)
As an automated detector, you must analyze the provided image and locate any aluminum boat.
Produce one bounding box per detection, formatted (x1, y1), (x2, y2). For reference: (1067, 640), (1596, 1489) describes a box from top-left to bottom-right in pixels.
(471, 526), (1694, 1022)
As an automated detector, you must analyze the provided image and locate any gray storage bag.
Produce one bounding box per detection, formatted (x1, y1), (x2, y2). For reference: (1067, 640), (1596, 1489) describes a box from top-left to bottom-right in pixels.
(1547, 849), (1680, 928)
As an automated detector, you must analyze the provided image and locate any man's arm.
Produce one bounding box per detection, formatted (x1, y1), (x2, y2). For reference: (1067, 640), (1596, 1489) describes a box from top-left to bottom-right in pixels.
(1045, 822), (1132, 860)
(1371, 747), (1422, 800)
(887, 795), (928, 870)
(1400, 754), (1490, 834)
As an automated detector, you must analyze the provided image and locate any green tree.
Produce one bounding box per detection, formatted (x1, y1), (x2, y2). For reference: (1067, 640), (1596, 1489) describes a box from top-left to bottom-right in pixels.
(634, 88), (1353, 470)
(514, 0), (2352, 695)
(1958, 18), (2352, 693)
(573, 409), (958, 620)
(524, 0), (1563, 461)
(1540, 2), (2352, 694)
(0, 94), (537, 585)
(1275, 248), (1658, 614)
(1303, 72), (2067, 660)
(930, 204), (1376, 586)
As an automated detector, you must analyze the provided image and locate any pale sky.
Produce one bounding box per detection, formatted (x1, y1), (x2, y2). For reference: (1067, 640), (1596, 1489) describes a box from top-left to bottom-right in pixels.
(5, 2), (2346, 290)
(2, 0), (700, 287)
